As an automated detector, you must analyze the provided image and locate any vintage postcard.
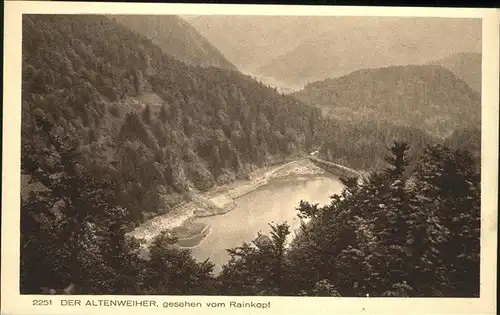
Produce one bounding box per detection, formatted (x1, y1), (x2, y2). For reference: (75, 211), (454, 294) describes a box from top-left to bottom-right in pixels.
(2, 1), (499, 315)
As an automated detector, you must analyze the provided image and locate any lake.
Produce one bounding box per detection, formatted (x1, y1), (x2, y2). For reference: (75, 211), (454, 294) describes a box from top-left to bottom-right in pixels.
(190, 174), (344, 274)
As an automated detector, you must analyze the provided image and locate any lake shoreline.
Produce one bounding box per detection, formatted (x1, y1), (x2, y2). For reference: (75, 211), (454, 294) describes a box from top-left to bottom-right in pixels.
(190, 169), (346, 274)
(126, 157), (362, 249)
(126, 158), (328, 247)
(174, 224), (213, 248)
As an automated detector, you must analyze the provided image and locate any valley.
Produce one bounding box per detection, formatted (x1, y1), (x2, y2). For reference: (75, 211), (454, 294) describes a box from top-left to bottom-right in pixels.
(19, 13), (483, 298)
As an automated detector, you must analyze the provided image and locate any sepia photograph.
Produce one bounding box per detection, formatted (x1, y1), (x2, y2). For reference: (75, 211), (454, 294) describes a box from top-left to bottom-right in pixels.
(2, 2), (499, 315)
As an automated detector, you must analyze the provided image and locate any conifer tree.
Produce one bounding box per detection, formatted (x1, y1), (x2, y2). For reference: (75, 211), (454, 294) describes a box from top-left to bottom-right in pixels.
(142, 104), (152, 125)
(159, 103), (168, 123)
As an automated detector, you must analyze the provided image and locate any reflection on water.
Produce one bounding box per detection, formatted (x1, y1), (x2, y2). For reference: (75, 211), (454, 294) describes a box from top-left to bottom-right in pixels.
(190, 174), (344, 274)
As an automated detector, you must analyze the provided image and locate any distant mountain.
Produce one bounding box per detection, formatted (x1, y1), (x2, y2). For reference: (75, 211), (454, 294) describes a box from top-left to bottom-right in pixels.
(429, 52), (481, 93)
(185, 15), (339, 74)
(256, 18), (481, 88)
(111, 15), (236, 70)
(293, 65), (481, 139)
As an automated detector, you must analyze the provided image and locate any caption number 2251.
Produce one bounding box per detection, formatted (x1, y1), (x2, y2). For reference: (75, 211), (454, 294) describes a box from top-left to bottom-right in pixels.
(33, 300), (52, 306)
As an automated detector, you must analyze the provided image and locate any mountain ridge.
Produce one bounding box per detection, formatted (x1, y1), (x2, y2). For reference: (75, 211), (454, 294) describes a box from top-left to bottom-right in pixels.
(256, 18), (481, 88)
(293, 64), (481, 139)
(111, 15), (236, 70)
(429, 52), (481, 93)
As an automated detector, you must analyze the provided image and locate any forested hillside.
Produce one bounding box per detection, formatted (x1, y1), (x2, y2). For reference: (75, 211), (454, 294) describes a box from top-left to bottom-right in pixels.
(20, 15), (327, 293)
(293, 65), (481, 139)
(22, 14), (321, 224)
(314, 119), (436, 171)
(20, 14), (480, 297)
(111, 15), (236, 70)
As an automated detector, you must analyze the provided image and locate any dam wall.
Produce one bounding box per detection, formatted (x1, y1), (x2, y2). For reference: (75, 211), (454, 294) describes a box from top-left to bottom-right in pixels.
(308, 157), (362, 179)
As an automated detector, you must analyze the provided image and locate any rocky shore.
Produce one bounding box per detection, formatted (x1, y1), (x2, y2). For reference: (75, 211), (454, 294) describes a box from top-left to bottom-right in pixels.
(126, 158), (326, 248)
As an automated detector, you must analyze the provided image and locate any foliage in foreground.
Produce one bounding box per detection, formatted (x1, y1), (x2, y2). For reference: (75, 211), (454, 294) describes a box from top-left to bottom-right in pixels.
(219, 142), (480, 297)
(20, 14), (480, 297)
(21, 142), (480, 297)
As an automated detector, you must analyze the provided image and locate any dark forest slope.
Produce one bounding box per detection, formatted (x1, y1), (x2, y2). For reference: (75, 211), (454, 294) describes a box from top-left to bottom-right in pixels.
(111, 15), (236, 70)
(22, 14), (321, 224)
